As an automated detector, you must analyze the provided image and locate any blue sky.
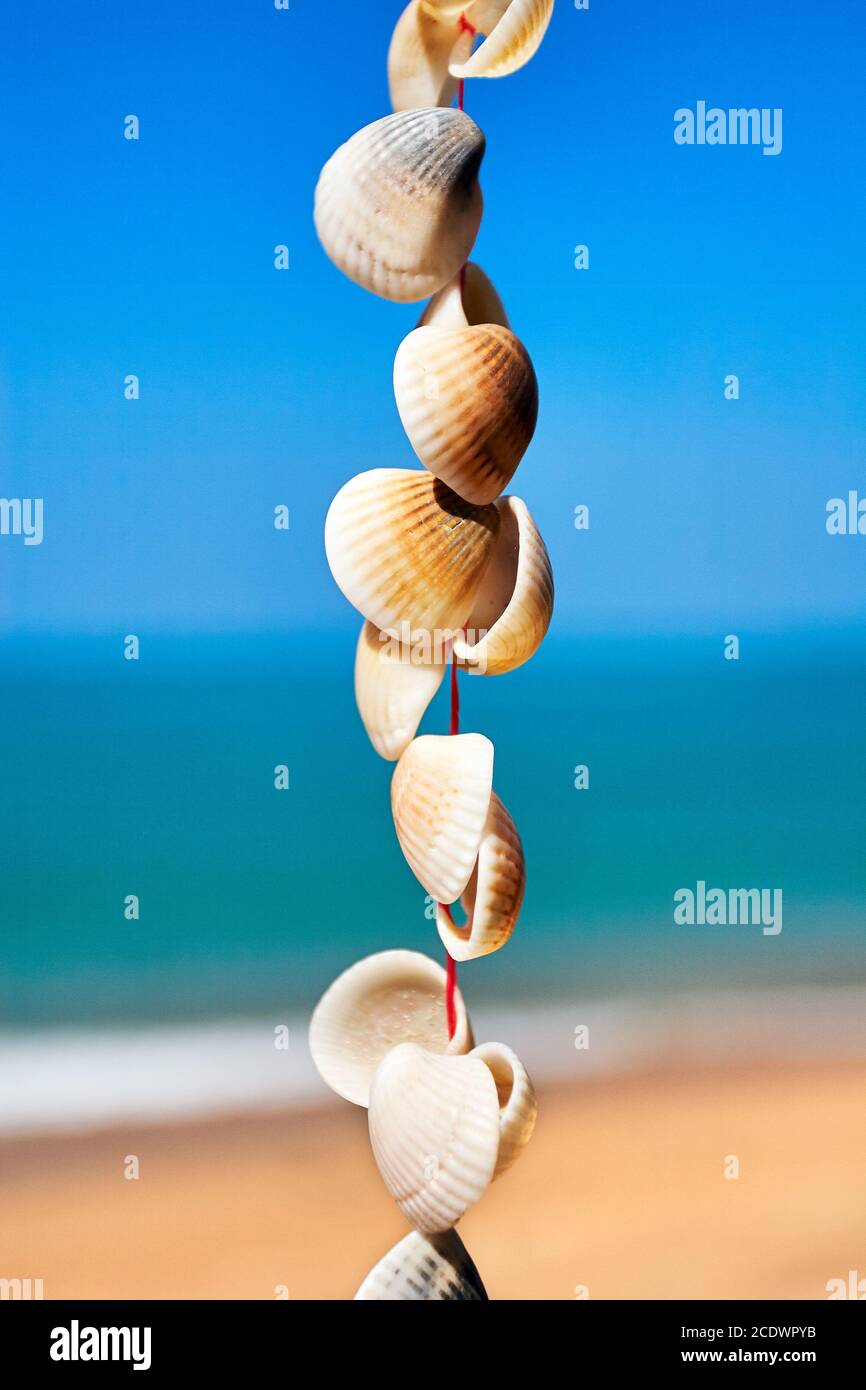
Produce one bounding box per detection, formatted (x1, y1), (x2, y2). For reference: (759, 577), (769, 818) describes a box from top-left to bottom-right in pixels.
(1, 0), (864, 637)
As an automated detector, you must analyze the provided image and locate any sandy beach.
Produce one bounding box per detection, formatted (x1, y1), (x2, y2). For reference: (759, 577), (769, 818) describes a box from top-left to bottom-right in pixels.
(3, 1058), (863, 1301)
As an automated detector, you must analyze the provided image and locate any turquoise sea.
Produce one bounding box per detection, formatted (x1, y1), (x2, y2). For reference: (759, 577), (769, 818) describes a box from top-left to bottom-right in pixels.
(1, 627), (864, 1029)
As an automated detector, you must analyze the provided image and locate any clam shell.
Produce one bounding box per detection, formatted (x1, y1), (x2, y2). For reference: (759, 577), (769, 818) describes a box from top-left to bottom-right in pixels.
(419, 262), (511, 332)
(355, 620), (445, 761)
(437, 790), (525, 960)
(314, 108), (484, 302)
(391, 732), (494, 904)
(453, 495), (553, 675)
(368, 1043), (501, 1233)
(309, 949), (473, 1107)
(388, 1), (474, 112)
(424, 0), (470, 13)
(394, 269), (538, 505)
(324, 468), (500, 639)
(453, 0), (554, 79)
(354, 1228), (488, 1300)
(471, 1041), (537, 1177)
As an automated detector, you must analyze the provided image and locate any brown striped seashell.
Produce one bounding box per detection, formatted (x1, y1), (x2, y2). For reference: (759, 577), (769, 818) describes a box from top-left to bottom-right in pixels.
(453, 0), (555, 79)
(391, 732), (494, 905)
(324, 468), (500, 637)
(453, 495), (553, 675)
(309, 950), (473, 1108)
(354, 1228), (488, 1301)
(436, 790), (525, 960)
(314, 108), (484, 302)
(354, 620), (446, 761)
(393, 267), (538, 504)
(388, 1), (474, 112)
(368, 1041), (536, 1232)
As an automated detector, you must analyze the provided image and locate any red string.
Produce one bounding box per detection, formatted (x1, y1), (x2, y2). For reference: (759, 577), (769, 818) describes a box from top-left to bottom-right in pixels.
(441, 14), (476, 1042)
(441, 635), (462, 1039)
(456, 14), (475, 115)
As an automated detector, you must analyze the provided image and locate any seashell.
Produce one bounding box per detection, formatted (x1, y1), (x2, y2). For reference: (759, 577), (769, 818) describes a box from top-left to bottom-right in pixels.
(424, 0), (471, 14)
(452, 0), (555, 79)
(368, 1043), (501, 1232)
(388, 1), (474, 112)
(436, 790), (525, 960)
(453, 495), (553, 675)
(324, 468), (500, 637)
(391, 732), (494, 904)
(369, 1041), (536, 1231)
(424, 260), (510, 331)
(309, 950), (473, 1107)
(314, 108), (485, 303)
(393, 268), (538, 505)
(354, 1227), (488, 1300)
(470, 1040), (537, 1177)
(355, 620), (445, 761)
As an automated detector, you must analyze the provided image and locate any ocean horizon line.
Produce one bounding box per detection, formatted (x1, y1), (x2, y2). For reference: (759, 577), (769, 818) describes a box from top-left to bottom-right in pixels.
(2, 983), (865, 1140)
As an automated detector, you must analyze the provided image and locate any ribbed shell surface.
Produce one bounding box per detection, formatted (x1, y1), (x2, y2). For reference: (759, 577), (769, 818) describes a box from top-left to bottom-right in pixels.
(324, 468), (500, 636)
(314, 108), (485, 302)
(354, 1228), (488, 1300)
(368, 1044), (501, 1232)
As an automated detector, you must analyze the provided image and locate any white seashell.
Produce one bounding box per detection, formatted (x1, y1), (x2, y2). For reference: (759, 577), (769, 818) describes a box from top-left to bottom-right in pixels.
(470, 1040), (537, 1177)
(419, 261), (511, 332)
(388, 1), (474, 112)
(368, 1043), (501, 1232)
(436, 790), (524, 960)
(454, 0), (554, 79)
(391, 732), (494, 904)
(314, 108), (484, 302)
(453, 495), (553, 675)
(354, 621), (445, 761)
(354, 1227), (488, 1300)
(394, 266), (538, 505)
(309, 950), (473, 1107)
(324, 468), (500, 640)
(424, 0), (471, 14)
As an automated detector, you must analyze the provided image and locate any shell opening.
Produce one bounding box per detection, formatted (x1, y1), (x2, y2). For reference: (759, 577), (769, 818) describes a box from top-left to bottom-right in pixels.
(457, 500), (520, 659)
(480, 1046), (516, 1111)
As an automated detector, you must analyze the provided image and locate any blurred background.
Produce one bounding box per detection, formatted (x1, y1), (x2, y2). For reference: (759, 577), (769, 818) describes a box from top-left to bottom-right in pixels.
(1, 0), (864, 1299)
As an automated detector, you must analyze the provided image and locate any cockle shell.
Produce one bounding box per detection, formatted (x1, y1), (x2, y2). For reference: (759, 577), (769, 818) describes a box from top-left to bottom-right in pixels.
(309, 950), (473, 1107)
(368, 1044), (501, 1232)
(355, 620), (445, 761)
(450, 0), (555, 80)
(314, 108), (485, 302)
(324, 468), (500, 637)
(391, 733), (494, 905)
(388, 1), (474, 112)
(393, 268), (538, 505)
(424, 0), (471, 13)
(437, 790), (525, 960)
(453, 495), (553, 675)
(368, 1041), (536, 1232)
(421, 260), (510, 331)
(354, 1227), (488, 1300)
(470, 1040), (537, 1176)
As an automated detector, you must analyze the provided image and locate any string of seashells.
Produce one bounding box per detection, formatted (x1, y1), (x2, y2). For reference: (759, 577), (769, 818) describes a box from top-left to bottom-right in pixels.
(310, 0), (556, 1301)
